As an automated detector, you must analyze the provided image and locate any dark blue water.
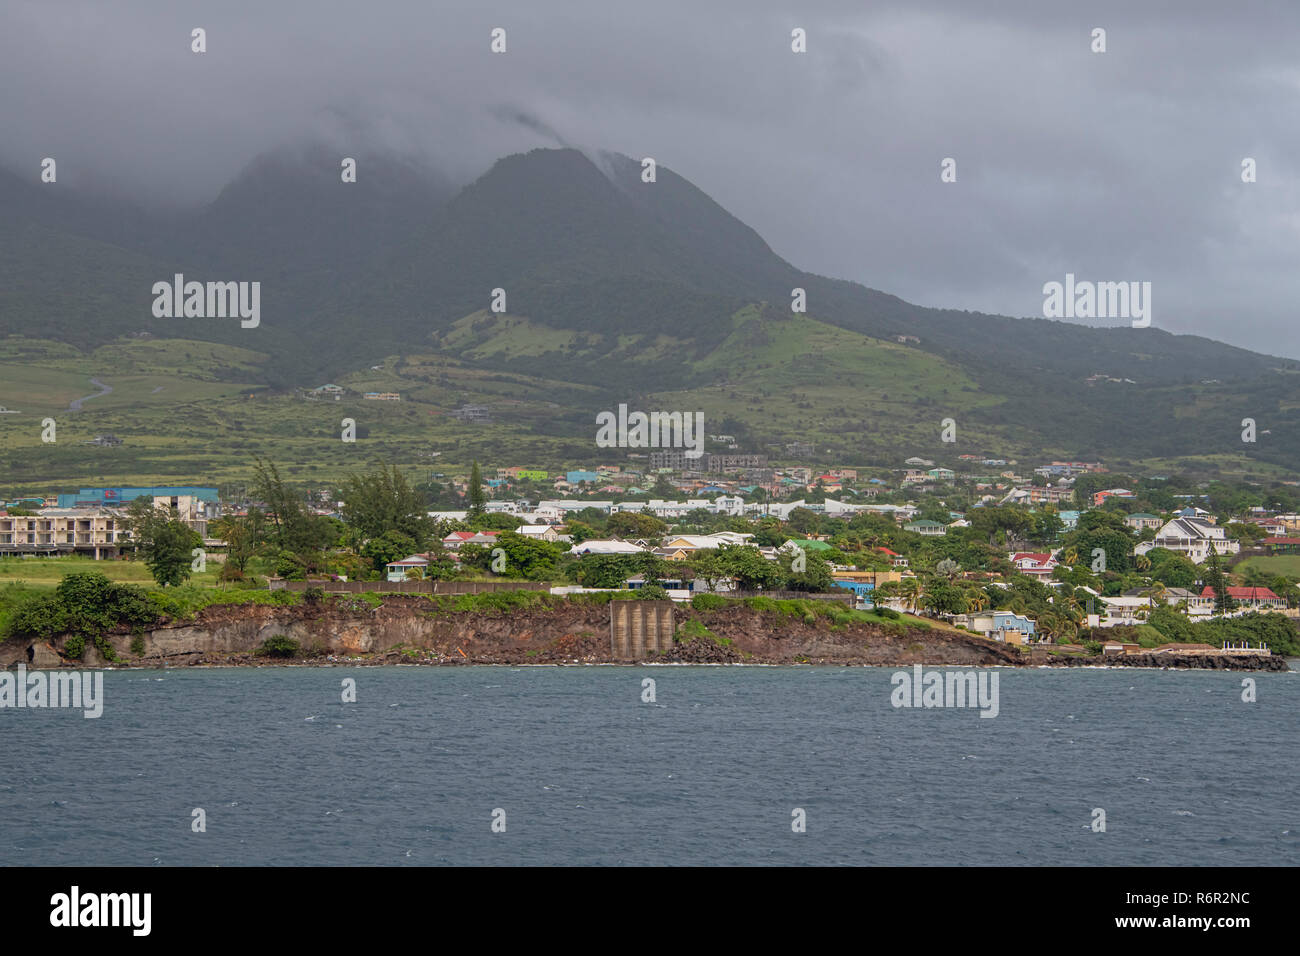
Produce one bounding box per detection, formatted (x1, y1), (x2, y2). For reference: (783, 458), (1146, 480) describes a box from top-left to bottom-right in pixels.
(2, 665), (1296, 865)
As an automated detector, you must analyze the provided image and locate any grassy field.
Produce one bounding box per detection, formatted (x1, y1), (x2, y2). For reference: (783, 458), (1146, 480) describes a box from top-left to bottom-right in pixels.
(1233, 555), (1300, 580)
(1, 323), (1295, 495)
(0, 555), (224, 588)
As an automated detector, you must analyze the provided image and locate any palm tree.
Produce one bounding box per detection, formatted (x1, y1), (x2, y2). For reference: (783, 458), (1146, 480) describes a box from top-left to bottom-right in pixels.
(966, 589), (989, 612)
(1134, 553), (1152, 572)
(935, 558), (961, 582)
(1063, 547), (1078, 566)
(899, 579), (920, 614)
(1241, 566), (1270, 588)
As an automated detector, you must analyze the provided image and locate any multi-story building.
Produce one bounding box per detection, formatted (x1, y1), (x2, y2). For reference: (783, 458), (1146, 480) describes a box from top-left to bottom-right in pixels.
(0, 509), (124, 559)
(56, 486), (218, 537)
(952, 610), (1037, 644)
(707, 454), (767, 473)
(1146, 518), (1239, 564)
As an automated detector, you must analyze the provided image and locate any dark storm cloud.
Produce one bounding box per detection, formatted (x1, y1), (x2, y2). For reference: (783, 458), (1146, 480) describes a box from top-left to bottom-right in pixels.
(1, 0), (1296, 355)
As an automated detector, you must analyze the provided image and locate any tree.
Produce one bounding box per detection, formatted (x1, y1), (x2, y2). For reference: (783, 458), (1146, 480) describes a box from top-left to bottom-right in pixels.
(934, 558), (961, 582)
(122, 501), (203, 587)
(717, 544), (781, 591)
(252, 457), (305, 551)
(898, 579), (921, 613)
(1270, 575), (1300, 608)
(1205, 544), (1235, 613)
(340, 463), (434, 546)
(872, 580), (902, 607)
(490, 531), (565, 580)
(782, 549), (835, 592)
(1239, 565), (1272, 588)
(689, 549), (732, 592)
(360, 530), (418, 572)
(211, 508), (266, 575)
(1149, 549), (1197, 588)
(607, 512), (669, 541)
(922, 580), (969, 615)
(571, 554), (641, 589)
(468, 461), (486, 518)
(786, 508), (820, 536)
(470, 512), (526, 531)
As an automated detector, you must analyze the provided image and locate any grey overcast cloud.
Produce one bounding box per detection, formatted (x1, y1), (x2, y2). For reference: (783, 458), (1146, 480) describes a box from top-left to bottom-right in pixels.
(3, 0), (1297, 355)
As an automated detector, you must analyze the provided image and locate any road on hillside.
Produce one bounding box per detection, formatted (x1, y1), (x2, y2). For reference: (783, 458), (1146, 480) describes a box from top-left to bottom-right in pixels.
(68, 377), (112, 411)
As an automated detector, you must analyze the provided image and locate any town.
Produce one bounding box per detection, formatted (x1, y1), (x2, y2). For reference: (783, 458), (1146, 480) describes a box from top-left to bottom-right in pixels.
(2, 449), (1297, 663)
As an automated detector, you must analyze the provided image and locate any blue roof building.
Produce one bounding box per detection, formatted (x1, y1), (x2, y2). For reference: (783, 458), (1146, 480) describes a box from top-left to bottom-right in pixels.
(57, 486), (219, 508)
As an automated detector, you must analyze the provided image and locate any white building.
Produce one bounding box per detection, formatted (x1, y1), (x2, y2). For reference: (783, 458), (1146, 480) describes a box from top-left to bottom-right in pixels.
(1148, 518), (1239, 564)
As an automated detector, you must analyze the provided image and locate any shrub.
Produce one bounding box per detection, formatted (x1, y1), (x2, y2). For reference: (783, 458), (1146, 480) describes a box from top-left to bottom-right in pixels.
(691, 593), (730, 611)
(636, 584), (669, 601)
(64, 634), (85, 659)
(256, 635), (299, 658)
(130, 633), (146, 656)
(303, 586), (326, 604)
(675, 618), (722, 644)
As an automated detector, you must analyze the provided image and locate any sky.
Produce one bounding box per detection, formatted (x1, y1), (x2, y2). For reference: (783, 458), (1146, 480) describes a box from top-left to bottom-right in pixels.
(3, 0), (1298, 356)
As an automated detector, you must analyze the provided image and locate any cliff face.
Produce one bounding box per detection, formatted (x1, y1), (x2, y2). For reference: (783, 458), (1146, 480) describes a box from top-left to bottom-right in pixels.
(0, 597), (1285, 669)
(0, 597), (1022, 668)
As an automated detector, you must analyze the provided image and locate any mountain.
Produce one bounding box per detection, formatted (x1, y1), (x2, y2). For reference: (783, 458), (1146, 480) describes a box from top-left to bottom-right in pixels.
(0, 145), (1297, 478)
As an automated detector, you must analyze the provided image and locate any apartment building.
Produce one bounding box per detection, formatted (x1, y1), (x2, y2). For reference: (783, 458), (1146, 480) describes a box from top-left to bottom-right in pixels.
(0, 509), (124, 559)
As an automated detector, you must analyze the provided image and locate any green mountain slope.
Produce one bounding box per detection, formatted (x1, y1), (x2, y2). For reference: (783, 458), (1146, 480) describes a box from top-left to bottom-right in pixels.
(0, 145), (1297, 479)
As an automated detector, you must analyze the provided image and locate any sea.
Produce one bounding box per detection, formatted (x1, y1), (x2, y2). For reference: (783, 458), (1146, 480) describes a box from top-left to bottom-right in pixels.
(2, 665), (1296, 866)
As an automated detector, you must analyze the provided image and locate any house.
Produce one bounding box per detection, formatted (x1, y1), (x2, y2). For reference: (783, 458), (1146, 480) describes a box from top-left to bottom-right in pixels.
(1009, 552), (1057, 578)
(1150, 518), (1239, 564)
(1058, 510), (1081, 531)
(1198, 586), (1286, 611)
(386, 554), (430, 582)
(1263, 536), (1300, 554)
(903, 520), (947, 536)
(516, 525), (560, 542)
(363, 392), (400, 401)
(1100, 595), (1153, 625)
(451, 404), (492, 423)
(952, 610), (1037, 644)
(927, 468), (956, 481)
(1093, 488), (1137, 506)
(1125, 586), (1214, 615)
(875, 547), (909, 568)
(566, 470), (600, 485)
(1028, 485), (1074, 505)
(904, 457), (934, 467)
(569, 539), (647, 555)
(440, 530), (501, 550)
(307, 383), (344, 399)
(1124, 512), (1163, 531)
(658, 533), (753, 558)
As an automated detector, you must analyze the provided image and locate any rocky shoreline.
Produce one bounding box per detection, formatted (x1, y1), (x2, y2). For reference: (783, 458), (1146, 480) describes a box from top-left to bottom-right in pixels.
(0, 595), (1288, 671)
